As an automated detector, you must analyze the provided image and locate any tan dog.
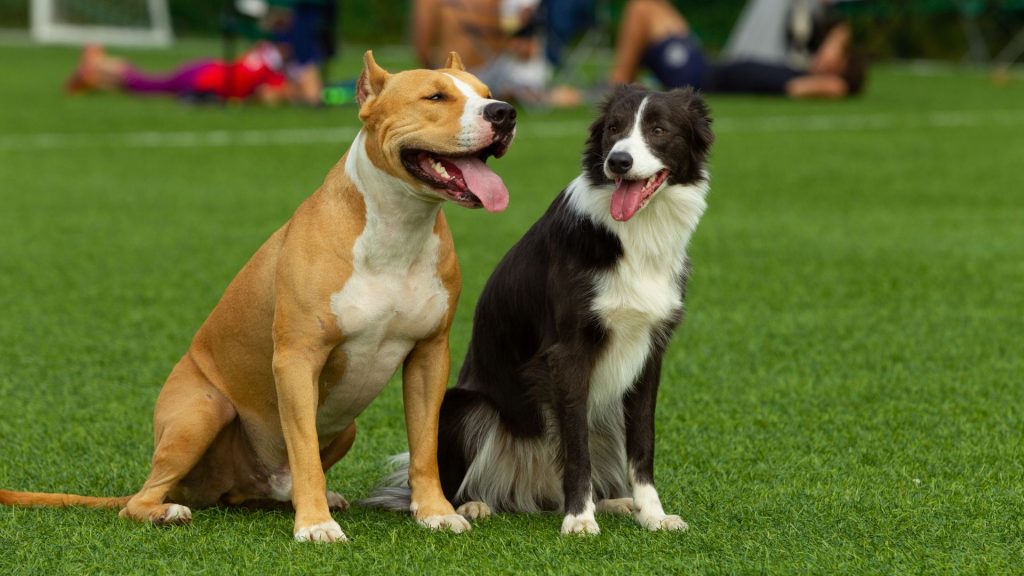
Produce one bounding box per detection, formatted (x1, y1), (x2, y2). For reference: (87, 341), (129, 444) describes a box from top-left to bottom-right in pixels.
(0, 51), (516, 542)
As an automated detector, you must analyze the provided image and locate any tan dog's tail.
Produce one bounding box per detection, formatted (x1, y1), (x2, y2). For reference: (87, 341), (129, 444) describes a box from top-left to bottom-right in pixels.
(0, 489), (131, 509)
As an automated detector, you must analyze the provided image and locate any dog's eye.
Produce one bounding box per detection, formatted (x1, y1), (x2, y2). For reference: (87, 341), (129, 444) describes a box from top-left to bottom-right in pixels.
(608, 125), (619, 133)
(652, 127), (666, 135)
(425, 93), (446, 101)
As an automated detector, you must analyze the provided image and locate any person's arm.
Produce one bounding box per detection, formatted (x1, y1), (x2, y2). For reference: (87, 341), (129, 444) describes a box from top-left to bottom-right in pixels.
(811, 22), (851, 75)
(413, 0), (441, 68)
(785, 74), (848, 99)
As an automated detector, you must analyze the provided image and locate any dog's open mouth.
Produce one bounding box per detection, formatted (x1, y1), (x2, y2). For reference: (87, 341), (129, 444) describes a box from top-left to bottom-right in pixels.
(611, 169), (670, 222)
(401, 141), (510, 213)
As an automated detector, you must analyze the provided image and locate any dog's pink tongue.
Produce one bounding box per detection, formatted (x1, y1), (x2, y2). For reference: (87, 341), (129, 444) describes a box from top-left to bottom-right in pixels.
(451, 156), (509, 213)
(611, 179), (645, 221)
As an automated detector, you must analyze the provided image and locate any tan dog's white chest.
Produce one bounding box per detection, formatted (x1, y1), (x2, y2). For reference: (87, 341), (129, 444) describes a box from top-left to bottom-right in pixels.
(315, 135), (450, 442)
(317, 232), (448, 440)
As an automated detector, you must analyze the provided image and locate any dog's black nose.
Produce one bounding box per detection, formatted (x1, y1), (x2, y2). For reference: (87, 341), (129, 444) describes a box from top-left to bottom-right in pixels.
(606, 151), (633, 175)
(484, 102), (517, 130)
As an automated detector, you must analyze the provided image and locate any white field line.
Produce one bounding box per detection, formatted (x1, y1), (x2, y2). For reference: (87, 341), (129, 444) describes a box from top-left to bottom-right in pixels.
(1, 109), (1022, 152)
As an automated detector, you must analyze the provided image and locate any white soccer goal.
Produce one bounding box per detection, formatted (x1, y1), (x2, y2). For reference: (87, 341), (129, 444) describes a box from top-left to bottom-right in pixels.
(31, 0), (173, 47)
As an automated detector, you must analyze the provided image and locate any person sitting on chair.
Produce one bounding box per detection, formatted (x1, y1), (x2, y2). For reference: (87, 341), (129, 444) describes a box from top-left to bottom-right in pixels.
(609, 0), (867, 99)
(413, 0), (581, 107)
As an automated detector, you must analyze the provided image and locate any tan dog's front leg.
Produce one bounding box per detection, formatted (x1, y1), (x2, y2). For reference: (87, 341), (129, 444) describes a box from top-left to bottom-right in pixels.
(402, 335), (470, 533)
(273, 349), (344, 543)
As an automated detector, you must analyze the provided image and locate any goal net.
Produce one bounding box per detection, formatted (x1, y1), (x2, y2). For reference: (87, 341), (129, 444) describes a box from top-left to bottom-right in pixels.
(31, 0), (173, 47)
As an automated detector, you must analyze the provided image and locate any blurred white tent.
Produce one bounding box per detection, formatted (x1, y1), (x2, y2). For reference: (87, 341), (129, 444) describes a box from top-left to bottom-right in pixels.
(723, 0), (866, 67)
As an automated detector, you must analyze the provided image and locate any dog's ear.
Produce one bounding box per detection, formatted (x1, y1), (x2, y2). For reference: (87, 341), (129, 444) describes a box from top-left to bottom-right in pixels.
(357, 50), (390, 106)
(670, 87), (714, 177)
(443, 52), (465, 71)
(582, 111), (607, 181)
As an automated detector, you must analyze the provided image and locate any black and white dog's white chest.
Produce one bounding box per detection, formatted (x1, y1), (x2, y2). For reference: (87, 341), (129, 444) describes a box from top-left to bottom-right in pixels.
(564, 175), (699, 415)
(586, 242), (686, 414)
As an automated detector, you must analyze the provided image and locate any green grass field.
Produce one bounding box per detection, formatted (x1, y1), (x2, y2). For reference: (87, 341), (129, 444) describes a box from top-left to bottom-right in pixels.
(1, 41), (1022, 574)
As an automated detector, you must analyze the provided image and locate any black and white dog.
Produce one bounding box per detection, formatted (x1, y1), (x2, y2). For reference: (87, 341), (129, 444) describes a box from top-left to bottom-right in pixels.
(368, 85), (713, 535)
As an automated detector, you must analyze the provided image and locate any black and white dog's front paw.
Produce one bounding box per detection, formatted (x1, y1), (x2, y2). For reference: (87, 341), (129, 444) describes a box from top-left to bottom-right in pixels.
(561, 513), (601, 535)
(633, 484), (689, 532)
(561, 499), (600, 535)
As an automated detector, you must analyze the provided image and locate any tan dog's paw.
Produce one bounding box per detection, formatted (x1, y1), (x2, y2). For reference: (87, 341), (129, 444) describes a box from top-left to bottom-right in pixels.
(326, 491), (349, 512)
(418, 513), (472, 533)
(596, 497), (635, 515)
(560, 513), (600, 536)
(294, 520), (347, 543)
(146, 504), (194, 526)
(636, 512), (689, 532)
(456, 501), (492, 520)
(155, 504), (193, 525)
(119, 502), (192, 525)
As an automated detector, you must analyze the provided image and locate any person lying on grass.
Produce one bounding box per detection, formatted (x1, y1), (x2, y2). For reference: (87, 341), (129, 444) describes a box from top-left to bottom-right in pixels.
(610, 0), (868, 99)
(66, 42), (309, 105)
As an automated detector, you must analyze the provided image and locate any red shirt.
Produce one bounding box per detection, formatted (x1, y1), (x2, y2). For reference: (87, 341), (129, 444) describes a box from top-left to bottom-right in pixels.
(194, 44), (287, 99)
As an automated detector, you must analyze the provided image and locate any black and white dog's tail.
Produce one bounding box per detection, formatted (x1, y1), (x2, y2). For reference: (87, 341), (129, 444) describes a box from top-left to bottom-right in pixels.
(363, 387), (487, 512)
(359, 453), (413, 511)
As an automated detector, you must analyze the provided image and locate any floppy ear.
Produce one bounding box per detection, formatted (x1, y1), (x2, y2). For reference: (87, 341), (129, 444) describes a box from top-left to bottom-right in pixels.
(357, 50), (390, 106)
(681, 88), (714, 160)
(443, 51), (465, 71)
(669, 87), (714, 181)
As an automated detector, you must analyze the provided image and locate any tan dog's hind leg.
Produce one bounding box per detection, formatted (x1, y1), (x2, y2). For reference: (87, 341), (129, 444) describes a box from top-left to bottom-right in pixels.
(320, 423), (356, 472)
(320, 423), (356, 512)
(456, 501), (492, 520)
(402, 335), (470, 533)
(272, 348), (345, 543)
(597, 497), (636, 515)
(120, 358), (236, 525)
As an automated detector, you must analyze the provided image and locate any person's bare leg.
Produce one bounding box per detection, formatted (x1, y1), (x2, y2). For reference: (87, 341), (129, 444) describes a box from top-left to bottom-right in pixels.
(609, 0), (690, 85)
(293, 64), (323, 105)
(68, 45), (121, 92)
(70, 46), (131, 91)
(92, 52), (130, 90)
(610, 1), (654, 84)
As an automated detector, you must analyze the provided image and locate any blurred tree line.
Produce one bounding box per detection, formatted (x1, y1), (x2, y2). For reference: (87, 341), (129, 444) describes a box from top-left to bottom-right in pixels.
(1, 0), (1022, 61)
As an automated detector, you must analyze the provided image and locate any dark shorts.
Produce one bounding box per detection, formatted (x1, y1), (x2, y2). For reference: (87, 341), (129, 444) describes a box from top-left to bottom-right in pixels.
(641, 35), (709, 90)
(272, 2), (335, 66)
(703, 61), (804, 95)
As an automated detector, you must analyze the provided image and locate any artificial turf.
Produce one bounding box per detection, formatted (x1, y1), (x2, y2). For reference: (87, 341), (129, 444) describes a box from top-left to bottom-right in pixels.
(0, 40), (1022, 575)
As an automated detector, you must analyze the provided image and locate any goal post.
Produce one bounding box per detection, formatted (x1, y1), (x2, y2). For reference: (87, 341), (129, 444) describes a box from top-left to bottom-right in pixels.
(31, 0), (173, 47)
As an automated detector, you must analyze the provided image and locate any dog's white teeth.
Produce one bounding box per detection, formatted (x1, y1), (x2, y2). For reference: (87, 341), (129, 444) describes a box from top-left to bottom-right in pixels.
(430, 160), (450, 179)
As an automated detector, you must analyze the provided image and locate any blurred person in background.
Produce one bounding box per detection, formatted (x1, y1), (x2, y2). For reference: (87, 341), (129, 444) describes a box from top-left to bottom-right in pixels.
(263, 0), (338, 105)
(413, 0), (581, 106)
(609, 0), (867, 99)
(66, 42), (293, 104)
(67, 0), (337, 106)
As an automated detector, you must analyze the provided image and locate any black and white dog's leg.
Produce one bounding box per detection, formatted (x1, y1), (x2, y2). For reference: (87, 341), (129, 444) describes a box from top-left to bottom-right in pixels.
(624, 355), (688, 532)
(549, 345), (599, 536)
